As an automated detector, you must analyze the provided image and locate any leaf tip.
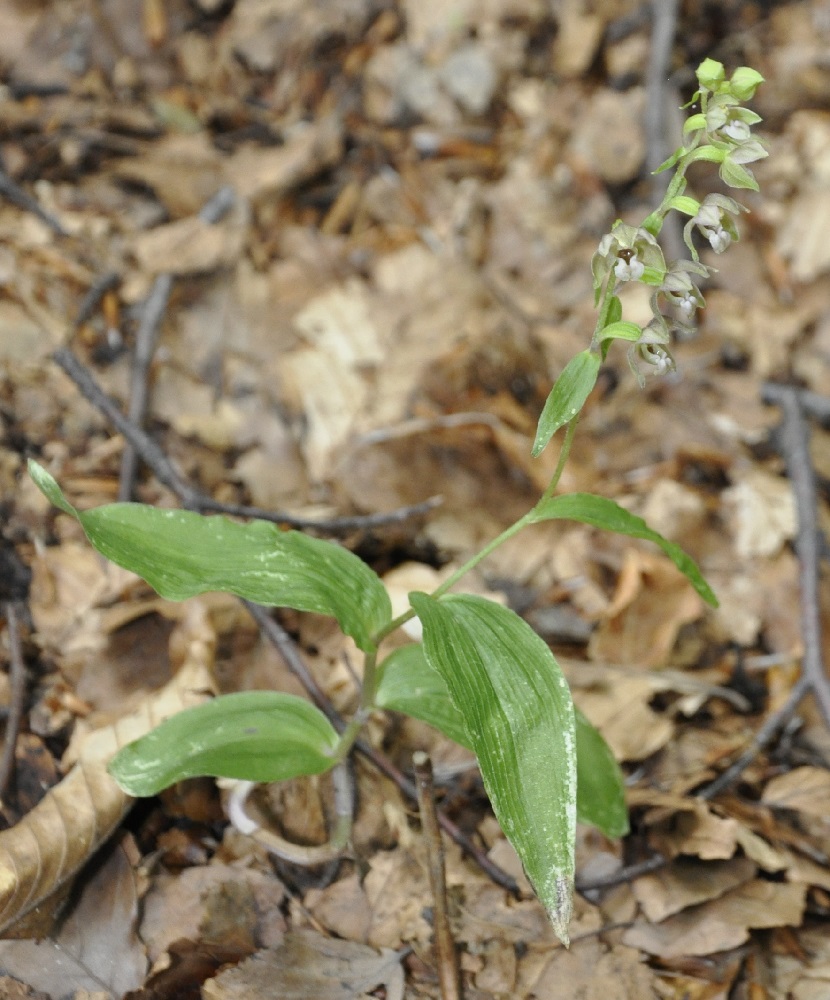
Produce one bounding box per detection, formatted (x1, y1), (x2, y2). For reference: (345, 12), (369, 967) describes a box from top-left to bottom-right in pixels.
(542, 872), (574, 946)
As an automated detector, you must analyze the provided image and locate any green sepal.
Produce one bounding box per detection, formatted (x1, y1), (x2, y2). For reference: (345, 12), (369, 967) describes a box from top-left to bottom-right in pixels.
(530, 493), (717, 606)
(109, 692), (340, 796)
(719, 158), (759, 191)
(666, 195), (701, 217)
(28, 461), (392, 651)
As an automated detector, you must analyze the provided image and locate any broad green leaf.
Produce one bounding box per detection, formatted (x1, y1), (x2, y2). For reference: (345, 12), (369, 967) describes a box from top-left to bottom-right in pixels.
(375, 644), (471, 749)
(530, 493), (717, 606)
(29, 461), (391, 651)
(409, 593), (576, 942)
(573, 709), (628, 837)
(109, 691), (339, 796)
(375, 643), (628, 837)
(532, 351), (600, 457)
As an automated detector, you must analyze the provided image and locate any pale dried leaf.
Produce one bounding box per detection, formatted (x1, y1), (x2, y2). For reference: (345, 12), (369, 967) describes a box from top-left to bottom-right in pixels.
(761, 766), (830, 820)
(0, 838), (146, 997)
(0, 606), (216, 935)
(632, 856), (756, 923)
(202, 928), (404, 1000)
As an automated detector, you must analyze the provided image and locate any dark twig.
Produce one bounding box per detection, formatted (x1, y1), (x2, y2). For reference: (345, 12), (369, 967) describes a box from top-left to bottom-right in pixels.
(0, 603), (27, 801)
(761, 383), (830, 725)
(698, 385), (830, 800)
(698, 676), (811, 801)
(414, 751), (461, 1000)
(575, 853), (667, 893)
(119, 187), (237, 501)
(74, 272), (121, 329)
(119, 274), (173, 500)
(0, 169), (67, 236)
(53, 346), (441, 533)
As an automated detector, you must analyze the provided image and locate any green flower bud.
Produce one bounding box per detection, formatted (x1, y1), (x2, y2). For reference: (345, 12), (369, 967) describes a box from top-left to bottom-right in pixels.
(729, 67), (764, 100)
(696, 58), (726, 90)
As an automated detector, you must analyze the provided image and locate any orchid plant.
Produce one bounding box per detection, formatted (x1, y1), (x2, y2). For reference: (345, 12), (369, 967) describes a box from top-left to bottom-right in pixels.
(30, 59), (764, 944)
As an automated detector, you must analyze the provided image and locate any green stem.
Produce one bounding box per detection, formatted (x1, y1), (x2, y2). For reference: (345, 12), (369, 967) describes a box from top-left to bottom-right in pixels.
(331, 647), (378, 760)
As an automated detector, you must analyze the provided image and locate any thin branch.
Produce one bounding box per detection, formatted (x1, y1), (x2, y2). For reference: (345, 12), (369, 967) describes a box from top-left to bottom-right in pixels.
(0, 603), (27, 801)
(119, 187), (236, 501)
(119, 274), (173, 500)
(0, 169), (67, 236)
(575, 853), (667, 893)
(698, 676), (811, 801)
(414, 751), (461, 1000)
(761, 383), (830, 725)
(53, 346), (441, 533)
(74, 272), (121, 329)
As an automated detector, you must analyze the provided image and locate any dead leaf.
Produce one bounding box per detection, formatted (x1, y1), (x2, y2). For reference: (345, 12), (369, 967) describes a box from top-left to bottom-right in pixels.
(761, 766), (830, 821)
(0, 604), (216, 935)
(0, 837), (146, 997)
(201, 928), (404, 1000)
(624, 880), (806, 959)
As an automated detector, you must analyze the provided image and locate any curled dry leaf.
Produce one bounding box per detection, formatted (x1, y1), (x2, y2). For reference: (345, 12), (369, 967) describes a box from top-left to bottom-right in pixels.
(0, 601), (217, 936)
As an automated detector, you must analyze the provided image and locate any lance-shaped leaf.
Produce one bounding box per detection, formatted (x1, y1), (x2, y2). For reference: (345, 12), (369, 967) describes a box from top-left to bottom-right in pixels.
(530, 492), (717, 606)
(573, 709), (628, 838)
(375, 643), (628, 837)
(109, 691), (339, 796)
(532, 350), (600, 457)
(409, 593), (576, 943)
(29, 461), (391, 651)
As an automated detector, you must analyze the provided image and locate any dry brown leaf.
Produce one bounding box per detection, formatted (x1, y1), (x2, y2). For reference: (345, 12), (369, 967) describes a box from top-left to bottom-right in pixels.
(131, 207), (248, 277)
(623, 880), (806, 959)
(632, 857), (756, 923)
(589, 549), (704, 668)
(761, 766), (830, 820)
(201, 928), (404, 1000)
(0, 836), (147, 996)
(0, 604), (216, 936)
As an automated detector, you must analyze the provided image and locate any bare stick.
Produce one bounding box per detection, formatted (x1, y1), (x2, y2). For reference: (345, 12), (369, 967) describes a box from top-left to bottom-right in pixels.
(119, 187), (236, 500)
(698, 676), (811, 801)
(0, 603), (27, 801)
(414, 751), (460, 1000)
(575, 853), (666, 893)
(119, 274), (173, 500)
(53, 346), (441, 533)
(74, 272), (121, 329)
(0, 169), (67, 236)
(761, 383), (830, 725)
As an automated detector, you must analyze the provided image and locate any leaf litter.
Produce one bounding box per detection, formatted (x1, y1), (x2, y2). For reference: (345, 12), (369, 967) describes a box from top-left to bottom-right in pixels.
(1, 0), (830, 997)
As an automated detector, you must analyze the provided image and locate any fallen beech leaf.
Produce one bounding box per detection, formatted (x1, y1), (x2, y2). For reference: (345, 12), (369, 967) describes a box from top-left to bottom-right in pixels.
(0, 836), (146, 996)
(0, 603), (216, 936)
(202, 928), (404, 1000)
(761, 766), (830, 820)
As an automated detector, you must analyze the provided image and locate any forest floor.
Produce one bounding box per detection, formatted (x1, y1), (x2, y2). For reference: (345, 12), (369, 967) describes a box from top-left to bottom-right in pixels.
(1, 1), (830, 997)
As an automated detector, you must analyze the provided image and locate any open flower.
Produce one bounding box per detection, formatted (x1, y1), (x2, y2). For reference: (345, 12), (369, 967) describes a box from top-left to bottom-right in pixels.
(683, 193), (745, 260)
(592, 222), (666, 300)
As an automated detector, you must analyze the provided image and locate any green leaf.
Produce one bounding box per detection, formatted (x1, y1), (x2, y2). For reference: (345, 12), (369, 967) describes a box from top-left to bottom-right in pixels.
(375, 643), (628, 838)
(375, 644), (472, 749)
(532, 351), (600, 457)
(109, 691), (339, 796)
(409, 593), (576, 943)
(530, 493), (717, 606)
(573, 708), (628, 838)
(598, 321), (642, 345)
(28, 461), (391, 651)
